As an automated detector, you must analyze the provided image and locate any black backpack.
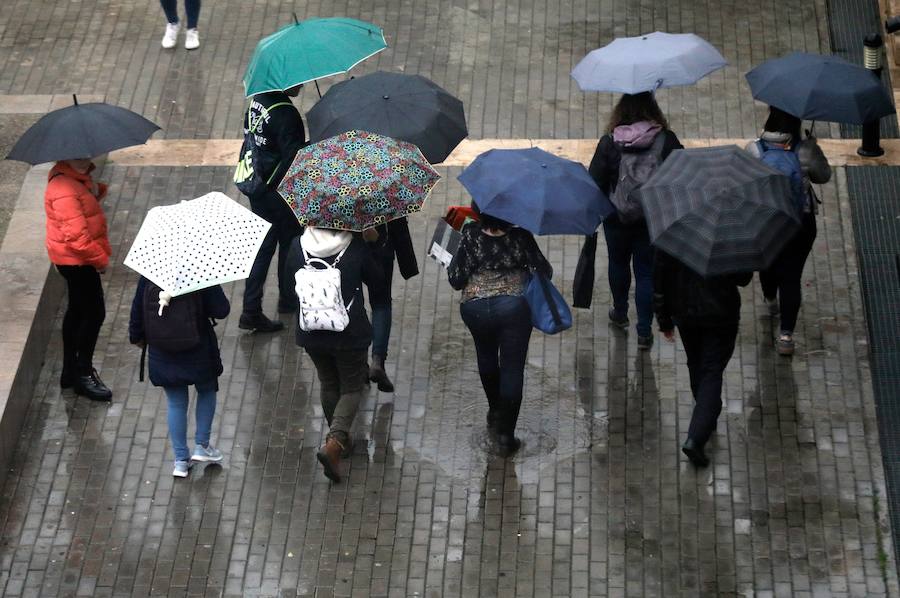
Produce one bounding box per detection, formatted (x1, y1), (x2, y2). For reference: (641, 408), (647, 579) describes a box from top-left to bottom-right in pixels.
(233, 101), (293, 196)
(142, 281), (205, 352)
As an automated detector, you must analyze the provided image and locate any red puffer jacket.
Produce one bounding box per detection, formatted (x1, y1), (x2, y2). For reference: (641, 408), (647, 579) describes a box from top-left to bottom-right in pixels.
(44, 162), (112, 269)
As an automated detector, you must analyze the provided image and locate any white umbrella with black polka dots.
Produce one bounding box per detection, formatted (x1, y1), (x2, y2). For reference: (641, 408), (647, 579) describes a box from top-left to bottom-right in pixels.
(124, 192), (272, 296)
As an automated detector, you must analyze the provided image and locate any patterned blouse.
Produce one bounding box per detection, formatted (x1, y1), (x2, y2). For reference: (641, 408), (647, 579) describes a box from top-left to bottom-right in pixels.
(447, 223), (553, 302)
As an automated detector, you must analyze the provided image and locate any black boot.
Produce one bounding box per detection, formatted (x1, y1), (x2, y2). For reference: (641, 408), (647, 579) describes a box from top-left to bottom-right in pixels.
(681, 438), (709, 467)
(368, 354), (394, 393)
(73, 369), (112, 402)
(238, 312), (285, 333)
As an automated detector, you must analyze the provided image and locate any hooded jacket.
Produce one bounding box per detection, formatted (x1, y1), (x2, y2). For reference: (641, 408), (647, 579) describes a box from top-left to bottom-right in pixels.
(44, 161), (112, 269)
(242, 91), (307, 194)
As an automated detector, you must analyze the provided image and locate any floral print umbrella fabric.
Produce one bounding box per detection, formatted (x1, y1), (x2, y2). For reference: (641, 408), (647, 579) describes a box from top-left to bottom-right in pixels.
(277, 130), (440, 231)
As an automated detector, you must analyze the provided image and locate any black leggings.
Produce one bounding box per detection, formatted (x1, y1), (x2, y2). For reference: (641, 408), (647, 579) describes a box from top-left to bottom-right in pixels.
(760, 214), (817, 334)
(57, 265), (105, 376)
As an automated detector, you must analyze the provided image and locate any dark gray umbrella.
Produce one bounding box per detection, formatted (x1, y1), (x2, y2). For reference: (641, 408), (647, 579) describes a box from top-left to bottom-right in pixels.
(307, 71), (467, 164)
(6, 95), (160, 165)
(745, 52), (895, 124)
(634, 146), (801, 277)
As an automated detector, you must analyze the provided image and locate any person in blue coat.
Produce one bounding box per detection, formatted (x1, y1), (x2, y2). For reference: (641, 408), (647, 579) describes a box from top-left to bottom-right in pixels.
(129, 277), (230, 478)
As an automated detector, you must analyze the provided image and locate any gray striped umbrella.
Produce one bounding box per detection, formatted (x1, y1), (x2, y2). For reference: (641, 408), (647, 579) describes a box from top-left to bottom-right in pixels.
(634, 145), (801, 277)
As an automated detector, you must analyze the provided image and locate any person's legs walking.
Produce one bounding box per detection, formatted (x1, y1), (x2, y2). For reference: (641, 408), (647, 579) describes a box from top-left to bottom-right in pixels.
(184, 0), (201, 28)
(58, 266), (84, 385)
(240, 192), (285, 332)
(603, 221), (632, 328)
(461, 299), (502, 427)
(74, 268), (105, 375)
(494, 296), (533, 451)
(682, 325), (737, 466)
(369, 247), (395, 392)
(164, 386), (192, 476)
(274, 194), (303, 313)
(191, 379), (222, 462)
(57, 266), (110, 400)
(776, 216), (816, 355)
(315, 349), (368, 482)
(160, 0), (178, 23)
(631, 226), (654, 346)
(305, 350), (342, 425)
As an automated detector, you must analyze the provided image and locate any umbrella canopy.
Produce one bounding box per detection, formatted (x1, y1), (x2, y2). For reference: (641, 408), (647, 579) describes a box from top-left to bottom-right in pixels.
(307, 71), (468, 164)
(6, 96), (159, 165)
(243, 17), (387, 96)
(745, 52), (895, 124)
(571, 32), (727, 94)
(124, 192), (272, 296)
(277, 130), (440, 231)
(457, 147), (611, 236)
(634, 146), (801, 277)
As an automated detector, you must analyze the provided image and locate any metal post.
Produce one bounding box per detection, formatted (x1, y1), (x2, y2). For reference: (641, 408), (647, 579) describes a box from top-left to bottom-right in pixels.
(858, 34), (885, 157)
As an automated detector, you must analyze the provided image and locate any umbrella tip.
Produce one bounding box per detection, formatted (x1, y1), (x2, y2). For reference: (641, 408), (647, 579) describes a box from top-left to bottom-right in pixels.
(72, 94), (78, 106)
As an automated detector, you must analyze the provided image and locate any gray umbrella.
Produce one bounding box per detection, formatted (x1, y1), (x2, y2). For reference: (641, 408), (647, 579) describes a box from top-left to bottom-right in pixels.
(571, 31), (727, 94)
(634, 146), (801, 277)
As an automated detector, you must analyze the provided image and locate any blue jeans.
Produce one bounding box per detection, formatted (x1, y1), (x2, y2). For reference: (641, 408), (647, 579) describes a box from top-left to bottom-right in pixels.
(160, 0), (201, 29)
(163, 380), (217, 462)
(370, 246), (394, 357)
(603, 220), (654, 337)
(460, 295), (533, 435)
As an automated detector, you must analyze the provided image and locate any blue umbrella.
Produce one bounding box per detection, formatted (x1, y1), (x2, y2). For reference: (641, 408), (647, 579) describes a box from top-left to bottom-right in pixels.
(457, 147), (612, 236)
(745, 52), (895, 124)
(571, 31), (727, 94)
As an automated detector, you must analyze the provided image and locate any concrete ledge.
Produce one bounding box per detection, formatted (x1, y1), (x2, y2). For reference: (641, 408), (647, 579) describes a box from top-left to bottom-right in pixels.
(0, 165), (64, 488)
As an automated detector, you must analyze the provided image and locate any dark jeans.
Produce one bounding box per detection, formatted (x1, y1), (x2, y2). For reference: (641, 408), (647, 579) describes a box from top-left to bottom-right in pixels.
(370, 244), (394, 358)
(243, 189), (302, 316)
(678, 323), (738, 446)
(603, 220), (654, 337)
(57, 265), (106, 376)
(760, 213), (817, 334)
(160, 0), (201, 28)
(304, 348), (369, 443)
(460, 295), (533, 435)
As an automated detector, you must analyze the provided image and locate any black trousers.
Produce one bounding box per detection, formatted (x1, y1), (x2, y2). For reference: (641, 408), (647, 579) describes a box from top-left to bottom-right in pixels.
(678, 323), (738, 446)
(243, 189), (302, 315)
(760, 213), (817, 334)
(57, 265), (105, 376)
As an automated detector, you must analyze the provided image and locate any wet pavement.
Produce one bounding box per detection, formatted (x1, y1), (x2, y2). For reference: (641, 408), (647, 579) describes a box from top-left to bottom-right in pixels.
(0, 0), (898, 596)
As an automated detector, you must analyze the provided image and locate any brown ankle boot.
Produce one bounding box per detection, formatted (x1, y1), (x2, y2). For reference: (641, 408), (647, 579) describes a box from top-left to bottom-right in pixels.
(369, 354), (394, 393)
(316, 437), (344, 482)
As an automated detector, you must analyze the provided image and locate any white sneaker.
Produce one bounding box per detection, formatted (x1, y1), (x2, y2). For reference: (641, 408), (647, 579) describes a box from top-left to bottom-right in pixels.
(161, 22), (180, 49)
(192, 444), (223, 462)
(172, 460), (192, 478)
(185, 28), (200, 50)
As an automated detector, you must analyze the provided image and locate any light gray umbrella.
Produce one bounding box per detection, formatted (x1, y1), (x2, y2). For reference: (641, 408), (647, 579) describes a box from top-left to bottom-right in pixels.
(571, 31), (727, 94)
(634, 146), (800, 277)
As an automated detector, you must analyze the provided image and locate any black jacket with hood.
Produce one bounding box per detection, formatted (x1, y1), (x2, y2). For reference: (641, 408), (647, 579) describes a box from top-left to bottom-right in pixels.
(243, 91), (307, 194)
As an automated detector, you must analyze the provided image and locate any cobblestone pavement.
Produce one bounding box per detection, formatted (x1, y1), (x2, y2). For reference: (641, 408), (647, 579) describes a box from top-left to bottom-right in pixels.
(0, 0), (898, 596)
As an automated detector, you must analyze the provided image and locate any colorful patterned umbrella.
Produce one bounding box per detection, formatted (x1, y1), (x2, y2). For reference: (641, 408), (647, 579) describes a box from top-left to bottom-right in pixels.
(277, 130), (440, 231)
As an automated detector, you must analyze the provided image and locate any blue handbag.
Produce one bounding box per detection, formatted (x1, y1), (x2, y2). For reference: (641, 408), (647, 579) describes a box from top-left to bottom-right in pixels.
(524, 272), (572, 334)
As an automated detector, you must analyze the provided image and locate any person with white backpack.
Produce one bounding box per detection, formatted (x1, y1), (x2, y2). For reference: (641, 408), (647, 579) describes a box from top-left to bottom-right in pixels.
(284, 226), (388, 482)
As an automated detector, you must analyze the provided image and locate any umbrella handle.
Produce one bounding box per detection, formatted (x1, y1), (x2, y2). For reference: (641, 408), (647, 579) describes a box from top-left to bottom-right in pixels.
(315, 80), (322, 98)
(157, 290), (173, 316)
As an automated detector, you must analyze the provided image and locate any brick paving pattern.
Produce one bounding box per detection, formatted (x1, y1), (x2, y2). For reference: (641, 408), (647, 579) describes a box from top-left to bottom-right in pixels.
(0, 0), (897, 596)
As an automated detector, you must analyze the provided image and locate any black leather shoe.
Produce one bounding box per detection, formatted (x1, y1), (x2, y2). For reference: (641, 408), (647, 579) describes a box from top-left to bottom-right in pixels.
(368, 355), (394, 393)
(496, 433), (521, 455)
(74, 370), (112, 402)
(681, 438), (709, 467)
(238, 313), (285, 333)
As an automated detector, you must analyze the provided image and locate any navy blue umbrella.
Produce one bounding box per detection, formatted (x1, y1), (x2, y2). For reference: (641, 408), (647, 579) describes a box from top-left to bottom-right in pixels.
(457, 147), (612, 236)
(745, 52), (895, 124)
(6, 95), (160, 165)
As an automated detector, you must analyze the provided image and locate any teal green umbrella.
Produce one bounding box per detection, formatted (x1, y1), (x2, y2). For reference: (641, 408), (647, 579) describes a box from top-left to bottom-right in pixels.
(243, 17), (388, 97)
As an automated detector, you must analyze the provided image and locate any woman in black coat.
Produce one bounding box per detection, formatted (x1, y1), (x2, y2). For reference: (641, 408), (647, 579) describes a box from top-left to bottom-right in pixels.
(585, 92), (683, 350)
(284, 227), (388, 483)
(129, 278), (230, 478)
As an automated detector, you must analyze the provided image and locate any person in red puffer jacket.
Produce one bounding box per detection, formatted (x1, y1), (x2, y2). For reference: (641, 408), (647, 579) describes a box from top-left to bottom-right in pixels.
(45, 158), (113, 401)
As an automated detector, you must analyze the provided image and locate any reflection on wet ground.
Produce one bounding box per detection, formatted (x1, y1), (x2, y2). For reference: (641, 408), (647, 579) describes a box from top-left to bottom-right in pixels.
(0, 167), (896, 596)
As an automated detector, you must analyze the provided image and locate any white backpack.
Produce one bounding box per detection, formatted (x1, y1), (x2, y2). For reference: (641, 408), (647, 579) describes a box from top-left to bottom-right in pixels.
(294, 245), (355, 332)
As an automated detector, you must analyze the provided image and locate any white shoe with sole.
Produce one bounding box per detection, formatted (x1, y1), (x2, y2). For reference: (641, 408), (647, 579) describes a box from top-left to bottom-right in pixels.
(185, 28), (200, 50)
(161, 22), (180, 49)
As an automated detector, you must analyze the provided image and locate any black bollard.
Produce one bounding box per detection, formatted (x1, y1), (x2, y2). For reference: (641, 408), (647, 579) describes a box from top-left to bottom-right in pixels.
(858, 34), (885, 157)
